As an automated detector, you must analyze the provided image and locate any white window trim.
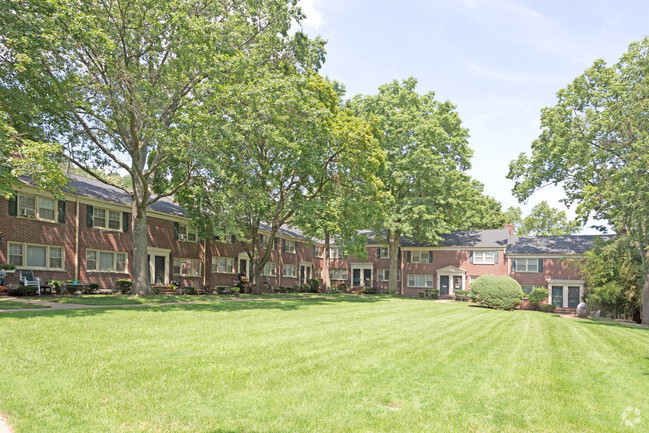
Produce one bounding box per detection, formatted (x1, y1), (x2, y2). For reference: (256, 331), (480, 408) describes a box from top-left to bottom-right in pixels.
(177, 223), (199, 243)
(261, 262), (277, 277)
(173, 257), (202, 277)
(411, 250), (432, 264)
(283, 264), (297, 278)
(515, 258), (540, 273)
(377, 269), (400, 282)
(7, 242), (65, 271)
(93, 207), (123, 232)
(473, 251), (496, 265)
(282, 239), (296, 254)
(329, 268), (348, 280)
(378, 247), (389, 259)
(211, 257), (235, 274)
(407, 274), (434, 288)
(548, 280), (585, 309)
(86, 249), (128, 273)
(17, 193), (58, 223)
(329, 247), (344, 259)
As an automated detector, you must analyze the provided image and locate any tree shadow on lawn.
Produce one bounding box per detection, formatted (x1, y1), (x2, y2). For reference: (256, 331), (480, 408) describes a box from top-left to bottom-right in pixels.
(0, 295), (388, 320)
(575, 317), (648, 331)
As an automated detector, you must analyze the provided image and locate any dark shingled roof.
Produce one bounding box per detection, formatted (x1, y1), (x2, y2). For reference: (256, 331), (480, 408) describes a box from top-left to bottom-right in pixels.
(259, 222), (310, 241)
(507, 235), (615, 255)
(397, 229), (511, 248)
(21, 174), (186, 217)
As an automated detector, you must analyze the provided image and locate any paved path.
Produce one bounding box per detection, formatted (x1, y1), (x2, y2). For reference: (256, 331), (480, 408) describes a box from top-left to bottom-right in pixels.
(0, 415), (13, 433)
(0, 295), (330, 313)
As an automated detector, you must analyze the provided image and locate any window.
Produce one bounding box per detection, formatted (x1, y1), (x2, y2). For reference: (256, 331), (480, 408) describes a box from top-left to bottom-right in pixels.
(329, 247), (344, 259)
(407, 274), (433, 287)
(260, 234), (271, 249)
(515, 258), (540, 273)
(377, 269), (400, 281)
(215, 235), (236, 244)
(377, 247), (389, 259)
(521, 285), (534, 295)
(17, 194), (57, 221)
(8, 243), (64, 270)
(282, 239), (296, 254)
(313, 245), (324, 257)
(93, 207), (122, 231)
(173, 258), (201, 277)
(411, 251), (431, 263)
(86, 250), (127, 273)
(262, 262), (277, 276)
(283, 264), (297, 278)
(329, 268), (348, 280)
(177, 224), (198, 242)
(473, 251), (496, 265)
(212, 257), (234, 273)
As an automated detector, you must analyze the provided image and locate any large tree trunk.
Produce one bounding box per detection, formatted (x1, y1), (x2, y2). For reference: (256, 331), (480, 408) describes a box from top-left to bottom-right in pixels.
(322, 230), (331, 291)
(252, 241), (263, 296)
(131, 203), (149, 296)
(387, 229), (401, 295)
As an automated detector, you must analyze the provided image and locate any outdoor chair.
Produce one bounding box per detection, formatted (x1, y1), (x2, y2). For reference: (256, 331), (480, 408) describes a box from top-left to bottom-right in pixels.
(19, 271), (41, 296)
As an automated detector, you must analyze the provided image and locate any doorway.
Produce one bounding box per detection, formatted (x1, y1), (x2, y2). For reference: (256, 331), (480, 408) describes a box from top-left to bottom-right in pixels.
(440, 276), (449, 295)
(147, 248), (170, 285)
(300, 264), (312, 285)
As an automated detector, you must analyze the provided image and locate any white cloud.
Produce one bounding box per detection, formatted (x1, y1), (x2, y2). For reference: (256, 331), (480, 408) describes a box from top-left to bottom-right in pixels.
(299, 0), (326, 30)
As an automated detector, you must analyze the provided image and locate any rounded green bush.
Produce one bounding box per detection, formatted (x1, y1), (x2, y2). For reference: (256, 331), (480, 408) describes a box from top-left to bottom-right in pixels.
(470, 275), (523, 310)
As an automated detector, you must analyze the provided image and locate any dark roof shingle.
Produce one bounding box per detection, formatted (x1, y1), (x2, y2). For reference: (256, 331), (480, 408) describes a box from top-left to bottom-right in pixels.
(507, 235), (614, 255)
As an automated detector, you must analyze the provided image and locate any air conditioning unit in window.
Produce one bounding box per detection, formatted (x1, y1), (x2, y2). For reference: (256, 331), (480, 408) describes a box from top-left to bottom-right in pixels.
(178, 234), (187, 240)
(21, 208), (36, 217)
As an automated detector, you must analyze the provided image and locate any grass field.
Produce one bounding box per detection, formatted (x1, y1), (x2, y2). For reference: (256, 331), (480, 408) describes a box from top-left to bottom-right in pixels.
(0, 299), (49, 309)
(0, 297), (648, 432)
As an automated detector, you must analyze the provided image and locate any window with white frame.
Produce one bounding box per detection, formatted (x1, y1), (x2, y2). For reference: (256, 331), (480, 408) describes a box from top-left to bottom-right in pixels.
(93, 207), (122, 231)
(407, 274), (434, 287)
(215, 235), (236, 244)
(173, 258), (201, 277)
(177, 224), (198, 242)
(329, 247), (344, 259)
(86, 250), (127, 272)
(515, 258), (540, 273)
(411, 251), (431, 263)
(282, 239), (296, 253)
(8, 243), (64, 270)
(313, 245), (324, 257)
(329, 268), (348, 280)
(377, 247), (389, 259)
(283, 264), (297, 277)
(260, 234), (272, 249)
(377, 269), (400, 281)
(262, 262), (277, 276)
(473, 251), (496, 264)
(212, 257), (234, 273)
(17, 193), (57, 221)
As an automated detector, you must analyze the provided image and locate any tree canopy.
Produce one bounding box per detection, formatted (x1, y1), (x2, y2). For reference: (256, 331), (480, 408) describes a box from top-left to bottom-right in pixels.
(507, 37), (649, 323)
(505, 201), (580, 236)
(0, 0), (318, 294)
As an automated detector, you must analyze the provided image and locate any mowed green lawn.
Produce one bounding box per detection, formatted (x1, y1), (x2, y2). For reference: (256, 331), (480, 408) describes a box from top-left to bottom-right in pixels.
(1, 297), (648, 433)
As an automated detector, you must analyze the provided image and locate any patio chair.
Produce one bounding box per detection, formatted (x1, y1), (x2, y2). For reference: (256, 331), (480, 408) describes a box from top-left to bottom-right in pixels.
(19, 271), (41, 296)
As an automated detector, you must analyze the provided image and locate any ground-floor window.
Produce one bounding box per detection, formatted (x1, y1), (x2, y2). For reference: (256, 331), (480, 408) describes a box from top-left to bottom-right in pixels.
(86, 250), (127, 273)
(173, 258), (201, 277)
(262, 262), (277, 276)
(330, 268), (348, 280)
(283, 264), (297, 278)
(408, 274), (433, 287)
(212, 257), (234, 273)
(8, 242), (65, 270)
(377, 269), (400, 281)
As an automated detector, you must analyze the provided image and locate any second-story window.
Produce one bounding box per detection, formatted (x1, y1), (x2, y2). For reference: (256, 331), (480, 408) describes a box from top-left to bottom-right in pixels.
(473, 251), (496, 264)
(177, 224), (198, 242)
(282, 239), (296, 254)
(329, 247), (344, 259)
(17, 193), (57, 222)
(93, 208), (122, 231)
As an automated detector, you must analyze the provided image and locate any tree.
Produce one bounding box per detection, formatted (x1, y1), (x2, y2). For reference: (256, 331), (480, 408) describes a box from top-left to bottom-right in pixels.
(0, 112), (67, 199)
(177, 69), (383, 295)
(505, 201), (580, 236)
(349, 78), (475, 294)
(0, 0), (311, 294)
(507, 37), (649, 323)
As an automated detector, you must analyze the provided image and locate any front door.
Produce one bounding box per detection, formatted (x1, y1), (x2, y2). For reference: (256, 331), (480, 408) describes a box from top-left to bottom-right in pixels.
(363, 269), (372, 287)
(239, 258), (248, 278)
(568, 286), (580, 308)
(552, 286), (563, 307)
(154, 256), (166, 284)
(352, 269), (361, 286)
(440, 276), (449, 295)
(300, 265), (312, 285)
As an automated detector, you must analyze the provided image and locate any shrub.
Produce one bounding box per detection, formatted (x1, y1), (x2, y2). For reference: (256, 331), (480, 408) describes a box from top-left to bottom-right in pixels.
(307, 278), (320, 293)
(183, 287), (197, 295)
(470, 275), (523, 310)
(538, 303), (557, 313)
(150, 286), (160, 295)
(454, 289), (470, 302)
(419, 291), (426, 298)
(337, 282), (348, 293)
(362, 286), (377, 294)
(12, 285), (39, 296)
(527, 287), (549, 304)
(89, 283), (100, 292)
(49, 280), (64, 294)
(115, 279), (132, 294)
(425, 289), (439, 300)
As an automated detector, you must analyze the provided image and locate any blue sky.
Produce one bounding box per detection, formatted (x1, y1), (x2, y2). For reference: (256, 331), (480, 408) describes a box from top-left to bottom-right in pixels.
(299, 0), (649, 233)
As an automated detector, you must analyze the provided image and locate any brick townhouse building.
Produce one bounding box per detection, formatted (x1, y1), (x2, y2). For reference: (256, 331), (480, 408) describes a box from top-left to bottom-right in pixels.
(0, 175), (607, 309)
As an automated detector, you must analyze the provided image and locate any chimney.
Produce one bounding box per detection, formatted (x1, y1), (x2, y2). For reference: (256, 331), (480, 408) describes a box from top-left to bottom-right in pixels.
(504, 223), (514, 236)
